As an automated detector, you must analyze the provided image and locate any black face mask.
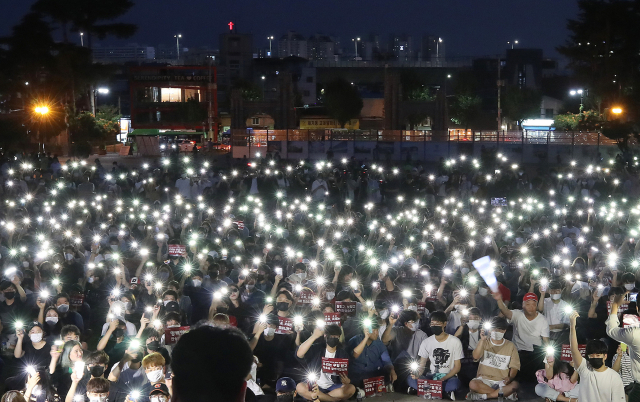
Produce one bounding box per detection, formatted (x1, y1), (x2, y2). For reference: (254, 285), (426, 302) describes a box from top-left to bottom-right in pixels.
(588, 357), (604, 369)
(90, 365), (105, 377)
(277, 395), (294, 402)
(113, 329), (125, 338)
(216, 306), (229, 314)
(430, 326), (443, 336)
(325, 337), (340, 348)
(147, 340), (160, 351)
(130, 353), (142, 363)
(276, 302), (290, 312)
(257, 274), (265, 281)
(4, 292), (15, 300)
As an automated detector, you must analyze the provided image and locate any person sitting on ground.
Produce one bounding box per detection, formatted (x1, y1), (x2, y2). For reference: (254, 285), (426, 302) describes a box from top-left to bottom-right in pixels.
(534, 347), (579, 402)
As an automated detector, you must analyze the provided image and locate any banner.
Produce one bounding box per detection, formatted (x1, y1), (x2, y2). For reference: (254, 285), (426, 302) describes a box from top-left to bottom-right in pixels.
(165, 326), (190, 345)
(324, 312), (342, 327)
(623, 314), (640, 328)
(275, 317), (293, 334)
(70, 294), (85, 307)
(473, 256), (497, 292)
(335, 301), (357, 316)
(321, 357), (348, 375)
(417, 302), (427, 315)
(363, 376), (386, 397)
(561, 344), (586, 362)
(417, 379), (442, 399)
(168, 244), (187, 257)
(607, 301), (630, 314)
(298, 289), (315, 304)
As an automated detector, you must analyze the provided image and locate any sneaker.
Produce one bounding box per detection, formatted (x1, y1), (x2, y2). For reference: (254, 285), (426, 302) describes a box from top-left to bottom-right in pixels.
(450, 391), (456, 400)
(465, 393), (486, 401)
(407, 387), (418, 395)
(507, 392), (518, 401)
(355, 387), (365, 400)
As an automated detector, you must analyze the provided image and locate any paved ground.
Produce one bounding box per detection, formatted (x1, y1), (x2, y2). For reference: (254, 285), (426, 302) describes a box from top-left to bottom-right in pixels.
(355, 383), (541, 401)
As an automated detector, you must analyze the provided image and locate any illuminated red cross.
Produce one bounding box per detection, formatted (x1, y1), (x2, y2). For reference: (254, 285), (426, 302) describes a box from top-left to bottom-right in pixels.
(228, 21), (234, 30)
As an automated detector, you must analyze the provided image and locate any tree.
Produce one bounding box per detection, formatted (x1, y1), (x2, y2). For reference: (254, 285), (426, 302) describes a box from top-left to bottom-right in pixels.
(502, 87), (542, 126)
(401, 71), (436, 101)
(449, 94), (481, 129)
(323, 78), (363, 128)
(554, 110), (604, 131)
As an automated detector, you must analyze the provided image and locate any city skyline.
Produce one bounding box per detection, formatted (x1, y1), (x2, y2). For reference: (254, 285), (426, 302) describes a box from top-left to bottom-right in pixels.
(3, 0), (578, 59)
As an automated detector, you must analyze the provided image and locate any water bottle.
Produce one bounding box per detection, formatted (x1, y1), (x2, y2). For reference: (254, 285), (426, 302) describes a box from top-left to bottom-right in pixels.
(498, 385), (504, 402)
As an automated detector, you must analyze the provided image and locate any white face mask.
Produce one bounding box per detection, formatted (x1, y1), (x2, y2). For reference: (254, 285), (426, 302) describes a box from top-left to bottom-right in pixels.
(625, 284), (635, 291)
(461, 268), (470, 275)
(426, 249), (434, 256)
(22, 261), (30, 267)
(478, 288), (488, 297)
(551, 294), (562, 300)
(325, 292), (335, 300)
(467, 320), (480, 330)
(409, 322), (419, 332)
(379, 309), (389, 320)
(110, 245), (118, 251)
(45, 317), (59, 325)
(89, 396), (108, 402)
(192, 279), (202, 287)
(64, 253), (74, 261)
(30, 333), (43, 343)
(408, 305), (418, 312)
(146, 369), (164, 383)
(263, 327), (275, 337)
(491, 331), (505, 341)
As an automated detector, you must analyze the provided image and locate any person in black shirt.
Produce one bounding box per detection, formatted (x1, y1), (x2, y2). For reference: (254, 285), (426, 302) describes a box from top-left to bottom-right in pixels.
(0, 280), (27, 344)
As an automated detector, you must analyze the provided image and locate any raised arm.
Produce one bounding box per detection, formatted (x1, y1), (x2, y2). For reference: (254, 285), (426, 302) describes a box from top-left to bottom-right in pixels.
(297, 328), (323, 359)
(569, 311), (582, 368)
(492, 291), (513, 320)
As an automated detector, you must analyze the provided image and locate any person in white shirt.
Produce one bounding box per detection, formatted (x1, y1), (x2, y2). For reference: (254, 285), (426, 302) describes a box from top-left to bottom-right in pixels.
(408, 311), (462, 399)
(606, 292), (640, 399)
(174, 173), (194, 199)
(493, 291), (549, 380)
(570, 311), (626, 402)
(311, 174), (328, 201)
(538, 280), (570, 343)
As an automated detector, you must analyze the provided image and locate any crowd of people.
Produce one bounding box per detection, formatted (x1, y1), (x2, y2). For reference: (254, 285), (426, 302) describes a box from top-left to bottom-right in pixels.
(0, 149), (637, 402)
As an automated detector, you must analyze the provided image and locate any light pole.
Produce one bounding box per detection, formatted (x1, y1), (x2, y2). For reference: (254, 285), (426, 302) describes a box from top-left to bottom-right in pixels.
(569, 89), (588, 116)
(436, 37), (443, 59)
(352, 37), (361, 60)
(267, 36), (274, 57)
(261, 76), (266, 100)
(174, 34), (182, 60)
(80, 32), (84, 47)
(93, 87), (109, 116)
(507, 40), (519, 49)
(34, 105), (50, 153)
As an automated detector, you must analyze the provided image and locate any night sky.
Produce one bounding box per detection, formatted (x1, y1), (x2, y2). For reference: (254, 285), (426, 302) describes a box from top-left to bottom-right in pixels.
(3, 0), (579, 60)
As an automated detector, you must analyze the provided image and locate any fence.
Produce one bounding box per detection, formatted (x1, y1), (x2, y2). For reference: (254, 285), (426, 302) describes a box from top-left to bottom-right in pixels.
(231, 129), (617, 147)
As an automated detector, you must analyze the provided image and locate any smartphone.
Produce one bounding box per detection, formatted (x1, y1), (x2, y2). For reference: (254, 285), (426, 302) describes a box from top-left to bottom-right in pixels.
(622, 343), (628, 353)
(275, 267), (283, 276)
(631, 293), (638, 302)
(491, 197), (507, 207)
(165, 366), (172, 379)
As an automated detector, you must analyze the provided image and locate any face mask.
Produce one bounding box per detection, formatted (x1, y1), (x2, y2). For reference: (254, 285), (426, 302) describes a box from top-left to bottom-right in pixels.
(58, 304), (70, 313)
(146, 369), (164, 383)
(409, 322), (419, 332)
(46, 317), (59, 325)
(163, 300), (172, 306)
(64, 253), (74, 261)
(192, 279), (202, 287)
(89, 396), (108, 402)
(478, 288), (488, 297)
(276, 302), (290, 311)
(110, 245), (118, 251)
(87, 277), (95, 283)
(30, 333), (43, 343)
(379, 309), (389, 319)
(90, 365), (105, 377)
(430, 326), (443, 336)
(263, 327), (275, 337)
(468, 320), (480, 330)
(22, 261), (30, 267)
(4, 292), (15, 300)
(113, 328), (125, 338)
(491, 331), (505, 341)
(551, 294), (562, 300)
(588, 357), (605, 369)
(408, 305), (418, 312)
(277, 395), (294, 402)
(325, 337), (340, 348)
(515, 238), (524, 245)
(246, 284), (255, 290)
(625, 284), (635, 291)
(124, 302), (132, 311)
(325, 292), (335, 300)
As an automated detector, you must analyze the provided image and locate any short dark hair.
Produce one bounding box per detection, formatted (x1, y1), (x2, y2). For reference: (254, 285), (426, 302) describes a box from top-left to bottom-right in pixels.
(586, 339), (608, 356)
(399, 310), (419, 325)
(324, 324), (341, 337)
(55, 293), (70, 304)
(276, 289), (294, 303)
(61, 325), (80, 338)
(622, 272), (635, 283)
(86, 377), (110, 394)
(467, 307), (482, 317)
(549, 281), (562, 290)
(86, 350), (109, 366)
(162, 290), (179, 300)
(609, 286), (626, 297)
(171, 326), (253, 402)
(430, 311), (447, 324)
(492, 317), (509, 330)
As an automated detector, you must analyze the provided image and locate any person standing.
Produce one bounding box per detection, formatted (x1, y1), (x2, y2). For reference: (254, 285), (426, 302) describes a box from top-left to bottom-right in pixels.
(606, 293), (640, 401)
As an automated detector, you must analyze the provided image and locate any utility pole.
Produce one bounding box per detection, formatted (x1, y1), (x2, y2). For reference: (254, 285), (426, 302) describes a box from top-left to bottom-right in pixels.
(497, 58), (502, 133)
(208, 56), (213, 140)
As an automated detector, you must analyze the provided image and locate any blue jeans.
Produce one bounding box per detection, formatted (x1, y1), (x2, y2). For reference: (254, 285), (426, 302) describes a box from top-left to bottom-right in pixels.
(407, 373), (461, 394)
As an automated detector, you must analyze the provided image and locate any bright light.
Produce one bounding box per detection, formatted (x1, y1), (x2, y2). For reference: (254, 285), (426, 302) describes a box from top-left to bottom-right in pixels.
(97, 88), (109, 94)
(34, 106), (50, 115)
(612, 107), (623, 114)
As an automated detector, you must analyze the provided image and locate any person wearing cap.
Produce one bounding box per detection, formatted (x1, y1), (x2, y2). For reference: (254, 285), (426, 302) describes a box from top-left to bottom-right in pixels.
(493, 290), (549, 381)
(148, 382), (170, 402)
(467, 317), (520, 400)
(275, 377), (298, 402)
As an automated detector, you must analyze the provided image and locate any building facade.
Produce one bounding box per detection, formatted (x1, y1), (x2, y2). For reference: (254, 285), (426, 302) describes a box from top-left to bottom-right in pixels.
(278, 31), (308, 58)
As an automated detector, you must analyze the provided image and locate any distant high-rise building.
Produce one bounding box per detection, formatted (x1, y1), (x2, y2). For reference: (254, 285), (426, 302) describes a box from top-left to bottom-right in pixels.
(219, 32), (253, 87)
(278, 31), (308, 59)
(389, 34), (413, 61)
(307, 34), (335, 61)
(92, 44), (155, 64)
(420, 35), (445, 62)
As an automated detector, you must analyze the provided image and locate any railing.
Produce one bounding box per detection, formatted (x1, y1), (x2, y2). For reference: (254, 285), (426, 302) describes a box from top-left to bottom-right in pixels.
(231, 129), (617, 146)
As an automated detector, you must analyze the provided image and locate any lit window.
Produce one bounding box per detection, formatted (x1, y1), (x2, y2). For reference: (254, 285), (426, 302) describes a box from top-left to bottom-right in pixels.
(161, 88), (182, 102)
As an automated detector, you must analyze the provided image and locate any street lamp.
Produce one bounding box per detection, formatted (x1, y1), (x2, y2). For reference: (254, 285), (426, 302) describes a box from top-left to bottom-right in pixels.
(569, 89), (587, 115)
(437, 37), (443, 60)
(33, 105), (50, 153)
(261, 76), (266, 100)
(612, 107), (623, 115)
(352, 37), (361, 60)
(267, 36), (274, 57)
(93, 87), (109, 115)
(507, 40), (519, 49)
(174, 34), (182, 60)
(80, 32), (84, 47)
